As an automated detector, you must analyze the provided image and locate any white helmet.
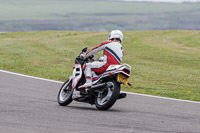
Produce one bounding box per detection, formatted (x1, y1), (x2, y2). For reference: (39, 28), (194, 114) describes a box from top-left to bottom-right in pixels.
(108, 30), (123, 42)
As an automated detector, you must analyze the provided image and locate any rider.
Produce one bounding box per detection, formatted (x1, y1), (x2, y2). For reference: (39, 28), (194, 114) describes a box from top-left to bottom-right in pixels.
(73, 30), (124, 98)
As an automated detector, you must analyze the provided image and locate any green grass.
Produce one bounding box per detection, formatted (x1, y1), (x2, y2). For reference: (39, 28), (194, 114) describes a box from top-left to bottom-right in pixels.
(0, 30), (200, 102)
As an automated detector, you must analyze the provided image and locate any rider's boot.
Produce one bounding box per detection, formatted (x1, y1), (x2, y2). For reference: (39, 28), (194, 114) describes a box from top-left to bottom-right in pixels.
(78, 77), (92, 89)
(72, 77), (92, 99)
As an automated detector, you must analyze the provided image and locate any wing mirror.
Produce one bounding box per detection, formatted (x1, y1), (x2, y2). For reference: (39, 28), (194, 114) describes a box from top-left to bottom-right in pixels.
(82, 47), (87, 53)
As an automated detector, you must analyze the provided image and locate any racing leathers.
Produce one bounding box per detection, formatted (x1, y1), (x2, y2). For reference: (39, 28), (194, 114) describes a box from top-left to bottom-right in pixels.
(78, 40), (124, 89)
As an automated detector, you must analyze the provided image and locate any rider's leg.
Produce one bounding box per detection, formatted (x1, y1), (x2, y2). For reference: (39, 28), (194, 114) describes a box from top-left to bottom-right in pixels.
(78, 66), (92, 89)
(78, 61), (108, 89)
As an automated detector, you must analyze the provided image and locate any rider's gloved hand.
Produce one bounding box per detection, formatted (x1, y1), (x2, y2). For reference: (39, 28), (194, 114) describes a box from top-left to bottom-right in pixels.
(80, 52), (87, 60)
(99, 56), (104, 62)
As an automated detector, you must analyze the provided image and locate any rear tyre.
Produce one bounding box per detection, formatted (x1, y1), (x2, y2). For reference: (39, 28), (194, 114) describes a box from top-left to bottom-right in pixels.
(95, 79), (120, 110)
(57, 80), (73, 106)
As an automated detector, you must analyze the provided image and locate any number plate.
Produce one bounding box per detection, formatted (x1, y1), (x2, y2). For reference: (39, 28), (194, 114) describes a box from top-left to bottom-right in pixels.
(117, 73), (128, 85)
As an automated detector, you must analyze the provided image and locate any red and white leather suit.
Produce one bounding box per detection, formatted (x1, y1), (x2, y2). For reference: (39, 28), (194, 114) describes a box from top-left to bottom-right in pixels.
(84, 40), (124, 79)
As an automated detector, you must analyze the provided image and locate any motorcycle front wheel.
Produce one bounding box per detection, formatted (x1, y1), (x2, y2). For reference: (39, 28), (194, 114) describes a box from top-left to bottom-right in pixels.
(57, 80), (73, 106)
(95, 79), (120, 110)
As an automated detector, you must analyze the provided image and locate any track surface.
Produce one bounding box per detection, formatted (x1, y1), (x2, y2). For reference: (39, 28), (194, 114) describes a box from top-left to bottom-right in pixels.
(0, 70), (200, 133)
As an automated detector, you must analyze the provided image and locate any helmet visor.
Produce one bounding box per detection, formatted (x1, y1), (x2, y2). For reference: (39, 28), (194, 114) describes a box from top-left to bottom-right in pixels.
(110, 38), (121, 42)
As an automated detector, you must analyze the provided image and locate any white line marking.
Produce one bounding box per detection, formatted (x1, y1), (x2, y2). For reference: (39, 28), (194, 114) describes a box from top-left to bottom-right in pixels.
(0, 69), (199, 104)
(122, 91), (200, 104)
(0, 69), (63, 84)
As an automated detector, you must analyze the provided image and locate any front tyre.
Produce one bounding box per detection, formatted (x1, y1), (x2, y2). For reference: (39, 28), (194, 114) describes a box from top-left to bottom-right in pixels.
(57, 80), (73, 106)
(95, 79), (120, 110)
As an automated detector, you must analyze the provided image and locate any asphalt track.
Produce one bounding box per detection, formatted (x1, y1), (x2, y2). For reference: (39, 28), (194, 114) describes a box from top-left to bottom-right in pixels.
(0, 70), (200, 133)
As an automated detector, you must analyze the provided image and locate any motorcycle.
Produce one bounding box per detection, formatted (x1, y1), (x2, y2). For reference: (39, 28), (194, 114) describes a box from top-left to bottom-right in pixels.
(57, 47), (132, 110)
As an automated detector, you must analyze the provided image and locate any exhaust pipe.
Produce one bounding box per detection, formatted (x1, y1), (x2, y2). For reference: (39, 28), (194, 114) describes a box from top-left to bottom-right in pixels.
(90, 82), (114, 91)
(90, 83), (106, 90)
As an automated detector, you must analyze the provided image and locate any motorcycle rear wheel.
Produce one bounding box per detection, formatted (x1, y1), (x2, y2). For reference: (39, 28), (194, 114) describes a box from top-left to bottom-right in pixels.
(95, 79), (120, 110)
(57, 80), (73, 106)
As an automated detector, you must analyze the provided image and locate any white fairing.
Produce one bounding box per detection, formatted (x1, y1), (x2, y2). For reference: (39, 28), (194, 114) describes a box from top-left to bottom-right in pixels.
(72, 64), (82, 89)
(106, 65), (122, 71)
(107, 63), (131, 71)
